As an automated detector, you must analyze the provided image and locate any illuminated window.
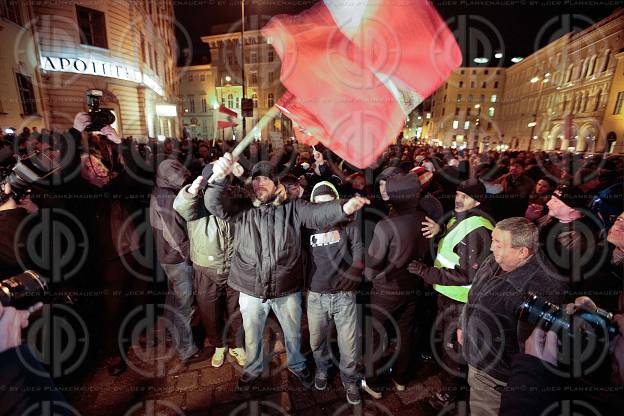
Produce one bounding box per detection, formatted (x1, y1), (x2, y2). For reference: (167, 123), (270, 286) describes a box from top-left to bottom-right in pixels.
(452, 120), (459, 129)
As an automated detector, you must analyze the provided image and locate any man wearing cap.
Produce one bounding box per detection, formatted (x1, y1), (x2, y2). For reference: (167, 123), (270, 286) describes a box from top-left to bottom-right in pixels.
(206, 154), (370, 392)
(536, 184), (600, 285)
(306, 181), (364, 405)
(407, 178), (494, 409)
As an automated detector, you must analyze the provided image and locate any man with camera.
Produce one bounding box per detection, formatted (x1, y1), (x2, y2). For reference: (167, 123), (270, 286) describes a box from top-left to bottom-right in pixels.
(459, 217), (568, 416)
(500, 296), (624, 416)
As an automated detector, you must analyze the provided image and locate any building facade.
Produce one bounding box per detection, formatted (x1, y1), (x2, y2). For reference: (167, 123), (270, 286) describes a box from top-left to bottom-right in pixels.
(0, 1), (46, 133)
(424, 67), (506, 151)
(201, 27), (287, 141)
(499, 9), (624, 153)
(1, 0), (180, 139)
(178, 64), (218, 140)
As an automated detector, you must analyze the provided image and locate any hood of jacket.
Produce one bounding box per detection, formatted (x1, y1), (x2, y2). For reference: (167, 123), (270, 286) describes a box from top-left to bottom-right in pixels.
(156, 158), (191, 190)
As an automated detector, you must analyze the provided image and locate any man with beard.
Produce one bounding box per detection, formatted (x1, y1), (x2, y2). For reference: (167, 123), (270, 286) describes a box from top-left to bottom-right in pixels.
(206, 154), (369, 392)
(407, 178), (494, 410)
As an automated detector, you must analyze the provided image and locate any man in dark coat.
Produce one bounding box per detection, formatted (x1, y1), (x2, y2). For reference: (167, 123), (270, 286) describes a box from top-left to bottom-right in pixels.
(206, 154), (369, 391)
(150, 158), (202, 365)
(362, 170), (429, 398)
(460, 217), (568, 416)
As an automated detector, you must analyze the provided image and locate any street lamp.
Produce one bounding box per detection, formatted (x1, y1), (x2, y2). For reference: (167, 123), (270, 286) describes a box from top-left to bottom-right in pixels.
(527, 74), (549, 151)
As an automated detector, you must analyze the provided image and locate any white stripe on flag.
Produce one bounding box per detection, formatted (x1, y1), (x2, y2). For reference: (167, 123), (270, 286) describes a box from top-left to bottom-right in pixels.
(323, 0), (370, 39)
(374, 71), (423, 117)
(323, 0), (422, 117)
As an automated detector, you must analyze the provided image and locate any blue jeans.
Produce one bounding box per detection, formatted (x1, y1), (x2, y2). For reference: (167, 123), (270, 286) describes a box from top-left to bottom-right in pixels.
(238, 291), (306, 378)
(307, 291), (360, 384)
(161, 262), (198, 360)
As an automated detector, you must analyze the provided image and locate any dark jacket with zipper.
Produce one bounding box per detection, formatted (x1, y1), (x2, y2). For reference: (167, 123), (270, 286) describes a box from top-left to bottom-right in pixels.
(307, 212), (364, 294)
(461, 253), (569, 383)
(204, 181), (350, 300)
(365, 173), (429, 296)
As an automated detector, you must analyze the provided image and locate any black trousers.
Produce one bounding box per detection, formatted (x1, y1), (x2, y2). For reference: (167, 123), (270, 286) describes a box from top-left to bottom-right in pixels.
(193, 265), (244, 348)
(364, 292), (417, 386)
(98, 252), (151, 356)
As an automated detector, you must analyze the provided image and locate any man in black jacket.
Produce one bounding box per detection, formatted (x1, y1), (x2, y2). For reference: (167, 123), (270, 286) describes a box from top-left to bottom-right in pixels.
(306, 181), (364, 405)
(460, 217), (568, 416)
(207, 154), (369, 391)
(150, 158), (202, 365)
(407, 178), (494, 409)
(363, 171), (429, 398)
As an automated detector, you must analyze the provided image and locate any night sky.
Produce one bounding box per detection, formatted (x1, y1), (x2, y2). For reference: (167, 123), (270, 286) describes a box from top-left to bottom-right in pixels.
(174, 0), (620, 67)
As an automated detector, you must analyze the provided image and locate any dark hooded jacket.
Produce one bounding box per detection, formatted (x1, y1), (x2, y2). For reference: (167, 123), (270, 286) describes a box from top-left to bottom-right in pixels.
(204, 179), (350, 300)
(365, 171), (429, 295)
(149, 159), (191, 265)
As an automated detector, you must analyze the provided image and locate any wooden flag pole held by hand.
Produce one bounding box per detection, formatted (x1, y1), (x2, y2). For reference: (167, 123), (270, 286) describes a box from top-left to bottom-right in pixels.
(208, 105), (282, 183)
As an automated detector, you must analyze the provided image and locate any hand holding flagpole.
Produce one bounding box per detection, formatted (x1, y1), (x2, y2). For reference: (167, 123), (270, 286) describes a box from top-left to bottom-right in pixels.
(208, 105), (282, 183)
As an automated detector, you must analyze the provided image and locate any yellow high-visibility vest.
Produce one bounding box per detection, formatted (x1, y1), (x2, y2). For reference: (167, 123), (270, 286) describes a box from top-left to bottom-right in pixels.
(432, 216), (494, 303)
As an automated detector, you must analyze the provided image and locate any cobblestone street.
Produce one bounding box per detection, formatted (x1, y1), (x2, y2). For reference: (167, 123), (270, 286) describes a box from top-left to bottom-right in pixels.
(67, 321), (450, 416)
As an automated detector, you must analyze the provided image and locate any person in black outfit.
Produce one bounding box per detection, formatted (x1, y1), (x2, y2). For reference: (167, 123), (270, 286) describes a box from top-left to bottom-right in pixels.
(362, 170), (429, 398)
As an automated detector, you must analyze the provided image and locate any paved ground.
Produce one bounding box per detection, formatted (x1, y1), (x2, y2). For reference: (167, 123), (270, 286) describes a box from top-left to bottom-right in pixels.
(66, 321), (457, 416)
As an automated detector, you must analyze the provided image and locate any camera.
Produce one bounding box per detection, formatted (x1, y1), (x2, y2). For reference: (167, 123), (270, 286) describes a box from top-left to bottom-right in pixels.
(0, 142), (61, 202)
(85, 89), (116, 132)
(0, 271), (48, 309)
(518, 292), (619, 347)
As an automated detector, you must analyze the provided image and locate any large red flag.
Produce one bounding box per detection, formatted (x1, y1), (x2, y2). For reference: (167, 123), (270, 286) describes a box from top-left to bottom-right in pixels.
(217, 104), (239, 129)
(263, 0), (461, 168)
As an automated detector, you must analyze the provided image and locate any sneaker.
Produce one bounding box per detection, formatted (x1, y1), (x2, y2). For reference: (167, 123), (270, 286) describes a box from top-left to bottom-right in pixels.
(392, 378), (406, 391)
(288, 367), (314, 389)
(343, 382), (362, 405)
(360, 378), (382, 399)
(211, 347), (226, 367)
(235, 373), (257, 392)
(314, 369), (329, 391)
(228, 347), (246, 367)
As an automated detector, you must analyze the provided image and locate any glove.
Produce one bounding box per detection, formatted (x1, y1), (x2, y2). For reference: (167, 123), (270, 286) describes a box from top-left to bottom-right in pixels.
(337, 268), (363, 292)
(407, 260), (428, 277)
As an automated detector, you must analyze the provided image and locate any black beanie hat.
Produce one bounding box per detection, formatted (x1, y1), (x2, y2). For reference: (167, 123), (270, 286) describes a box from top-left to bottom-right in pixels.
(457, 178), (487, 203)
(251, 161), (277, 183)
(552, 184), (590, 209)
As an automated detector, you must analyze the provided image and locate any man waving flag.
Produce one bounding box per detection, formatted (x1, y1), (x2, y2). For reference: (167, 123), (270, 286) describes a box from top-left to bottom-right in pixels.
(263, 0), (462, 168)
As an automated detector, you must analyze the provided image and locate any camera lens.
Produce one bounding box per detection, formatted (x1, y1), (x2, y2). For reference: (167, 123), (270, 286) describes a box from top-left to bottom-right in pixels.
(0, 270), (48, 308)
(517, 292), (570, 334)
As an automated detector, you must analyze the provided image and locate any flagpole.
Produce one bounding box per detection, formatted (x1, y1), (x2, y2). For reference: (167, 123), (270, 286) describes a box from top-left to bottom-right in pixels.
(208, 105), (281, 183)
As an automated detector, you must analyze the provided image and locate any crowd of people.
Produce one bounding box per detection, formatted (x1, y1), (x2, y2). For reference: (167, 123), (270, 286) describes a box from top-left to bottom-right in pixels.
(0, 113), (623, 414)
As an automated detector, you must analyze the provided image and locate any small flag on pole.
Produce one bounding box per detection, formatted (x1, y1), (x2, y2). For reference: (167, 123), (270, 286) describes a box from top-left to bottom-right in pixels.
(217, 104), (239, 129)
